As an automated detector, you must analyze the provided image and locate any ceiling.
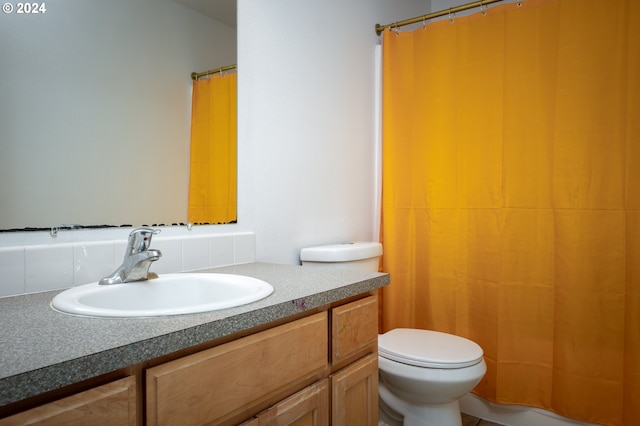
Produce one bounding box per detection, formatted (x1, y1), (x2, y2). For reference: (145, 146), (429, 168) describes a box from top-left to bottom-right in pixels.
(173, 0), (236, 28)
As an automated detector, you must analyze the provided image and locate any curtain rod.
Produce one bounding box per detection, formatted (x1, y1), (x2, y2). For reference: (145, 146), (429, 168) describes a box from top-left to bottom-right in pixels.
(191, 64), (237, 81)
(375, 0), (504, 35)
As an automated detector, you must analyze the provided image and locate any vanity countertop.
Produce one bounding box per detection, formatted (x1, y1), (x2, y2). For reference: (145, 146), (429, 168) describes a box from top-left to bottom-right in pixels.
(0, 262), (389, 407)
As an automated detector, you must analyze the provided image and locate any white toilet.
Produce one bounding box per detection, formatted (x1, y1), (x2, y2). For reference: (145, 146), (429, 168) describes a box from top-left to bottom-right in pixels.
(300, 241), (383, 271)
(300, 242), (487, 426)
(378, 329), (486, 426)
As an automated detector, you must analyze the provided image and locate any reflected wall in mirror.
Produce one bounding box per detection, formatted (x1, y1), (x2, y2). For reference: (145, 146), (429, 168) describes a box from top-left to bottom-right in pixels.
(0, 0), (236, 230)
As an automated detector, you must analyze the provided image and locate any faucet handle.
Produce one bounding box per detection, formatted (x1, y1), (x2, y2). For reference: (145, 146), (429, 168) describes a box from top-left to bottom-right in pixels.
(127, 227), (161, 254)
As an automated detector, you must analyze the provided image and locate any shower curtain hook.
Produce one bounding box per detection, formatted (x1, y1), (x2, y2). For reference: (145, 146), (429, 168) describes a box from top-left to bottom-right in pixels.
(448, 8), (455, 24)
(422, 16), (427, 30)
(480, 1), (487, 16)
(393, 25), (400, 36)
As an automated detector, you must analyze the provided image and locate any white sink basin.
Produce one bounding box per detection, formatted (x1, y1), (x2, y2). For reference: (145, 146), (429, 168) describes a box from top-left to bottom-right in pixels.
(51, 273), (274, 318)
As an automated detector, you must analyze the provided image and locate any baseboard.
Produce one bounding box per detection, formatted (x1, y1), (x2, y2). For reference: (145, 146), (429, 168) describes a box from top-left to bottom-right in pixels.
(459, 394), (601, 426)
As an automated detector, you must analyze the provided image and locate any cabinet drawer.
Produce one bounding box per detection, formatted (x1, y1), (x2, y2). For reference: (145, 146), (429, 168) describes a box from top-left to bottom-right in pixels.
(0, 376), (136, 426)
(257, 379), (329, 425)
(332, 296), (378, 367)
(146, 312), (328, 426)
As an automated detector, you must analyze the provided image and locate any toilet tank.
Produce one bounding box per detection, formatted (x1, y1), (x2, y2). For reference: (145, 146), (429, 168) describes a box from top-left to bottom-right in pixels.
(300, 242), (382, 272)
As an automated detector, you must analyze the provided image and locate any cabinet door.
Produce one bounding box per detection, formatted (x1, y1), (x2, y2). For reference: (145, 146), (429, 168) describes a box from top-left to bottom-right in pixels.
(331, 354), (378, 426)
(0, 376), (136, 426)
(332, 296), (378, 370)
(257, 379), (329, 426)
(146, 313), (328, 426)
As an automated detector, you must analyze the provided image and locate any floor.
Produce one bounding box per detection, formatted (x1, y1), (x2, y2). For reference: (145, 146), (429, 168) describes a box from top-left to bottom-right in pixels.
(380, 413), (504, 426)
(462, 413), (504, 426)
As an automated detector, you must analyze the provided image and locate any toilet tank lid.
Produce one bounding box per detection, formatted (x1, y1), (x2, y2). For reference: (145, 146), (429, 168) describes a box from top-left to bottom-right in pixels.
(300, 242), (382, 262)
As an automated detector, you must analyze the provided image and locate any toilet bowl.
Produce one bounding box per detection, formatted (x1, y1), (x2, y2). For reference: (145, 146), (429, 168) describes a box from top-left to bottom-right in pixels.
(378, 328), (487, 426)
(299, 242), (486, 426)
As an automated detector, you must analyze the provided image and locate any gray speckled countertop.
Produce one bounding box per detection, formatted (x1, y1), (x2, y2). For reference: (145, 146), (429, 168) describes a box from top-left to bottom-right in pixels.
(0, 262), (389, 407)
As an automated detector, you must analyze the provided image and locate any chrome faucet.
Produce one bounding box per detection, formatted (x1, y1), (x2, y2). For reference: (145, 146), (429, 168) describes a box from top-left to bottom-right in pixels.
(99, 227), (162, 285)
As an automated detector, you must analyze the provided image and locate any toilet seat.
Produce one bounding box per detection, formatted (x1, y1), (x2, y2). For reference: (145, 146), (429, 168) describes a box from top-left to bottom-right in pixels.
(379, 328), (484, 369)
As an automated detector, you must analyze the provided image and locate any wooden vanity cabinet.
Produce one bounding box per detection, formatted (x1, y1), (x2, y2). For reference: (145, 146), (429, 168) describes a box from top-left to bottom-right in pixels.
(147, 294), (380, 426)
(331, 354), (378, 426)
(331, 296), (378, 370)
(256, 379), (329, 425)
(146, 313), (329, 426)
(253, 295), (379, 426)
(330, 296), (379, 426)
(0, 376), (136, 426)
(0, 294), (380, 426)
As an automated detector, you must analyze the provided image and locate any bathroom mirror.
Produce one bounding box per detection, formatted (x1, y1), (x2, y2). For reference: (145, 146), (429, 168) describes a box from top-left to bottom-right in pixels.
(0, 0), (236, 231)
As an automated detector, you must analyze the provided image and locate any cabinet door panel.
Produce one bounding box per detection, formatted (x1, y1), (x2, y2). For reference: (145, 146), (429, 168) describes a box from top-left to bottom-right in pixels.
(331, 354), (378, 426)
(0, 376), (136, 426)
(332, 296), (378, 368)
(146, 313), (328, 426)
(258, 379), (329, 426)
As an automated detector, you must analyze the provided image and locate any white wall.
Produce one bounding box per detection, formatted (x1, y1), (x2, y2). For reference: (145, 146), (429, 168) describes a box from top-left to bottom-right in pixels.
(432, 0), (469, 10)
(0, 0), (236, 229)
(237, 0), (427, 265)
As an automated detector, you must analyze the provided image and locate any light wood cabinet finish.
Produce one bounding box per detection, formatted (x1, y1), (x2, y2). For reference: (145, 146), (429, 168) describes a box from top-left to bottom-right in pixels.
(146, 313), (328, 426)
(331, 295), (378, 370)
(257, 379), (329, 426)
(0, 376), (136, 426)
(331, 354), (378, 426)
(2, 293), (381, 426)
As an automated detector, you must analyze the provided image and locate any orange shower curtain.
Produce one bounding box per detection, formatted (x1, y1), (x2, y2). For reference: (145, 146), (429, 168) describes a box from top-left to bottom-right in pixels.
(188, 72), (237, 224)
(380, 0), (639, 424)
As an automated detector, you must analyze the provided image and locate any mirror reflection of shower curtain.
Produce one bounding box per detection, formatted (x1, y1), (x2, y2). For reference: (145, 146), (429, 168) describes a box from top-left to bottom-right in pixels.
(380, 0), (639, 425)
(188, 73), (237, 224)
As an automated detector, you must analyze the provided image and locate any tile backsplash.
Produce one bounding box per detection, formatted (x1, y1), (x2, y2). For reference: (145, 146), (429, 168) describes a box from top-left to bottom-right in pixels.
(0, 228), (256, 298)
